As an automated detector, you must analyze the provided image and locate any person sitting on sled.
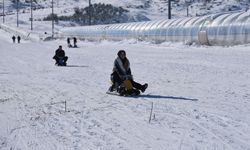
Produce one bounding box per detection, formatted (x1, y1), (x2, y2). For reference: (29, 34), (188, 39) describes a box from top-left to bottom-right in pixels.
(53, 45), (68, 66)
(109, 50), (148, 95)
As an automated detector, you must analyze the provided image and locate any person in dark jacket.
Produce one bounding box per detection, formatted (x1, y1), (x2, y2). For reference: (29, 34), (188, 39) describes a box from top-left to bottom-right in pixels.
(17, 36), (21, 43)
(73, 37), (77, 47)
(53, 45), (68, 66)
(12, 36), (16, 43)
(109, 50), (148, 95)
(67, 37), (72, 48)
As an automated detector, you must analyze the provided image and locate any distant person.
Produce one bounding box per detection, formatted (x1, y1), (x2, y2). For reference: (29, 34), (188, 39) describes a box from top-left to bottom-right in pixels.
(73, 37), (77, 47)
(17, 36), (21, 43)
(67, 37), (72, 48)
(107, 50), (148, 96)
(52, 45), (68, 66)
(12, 36), (16, 43)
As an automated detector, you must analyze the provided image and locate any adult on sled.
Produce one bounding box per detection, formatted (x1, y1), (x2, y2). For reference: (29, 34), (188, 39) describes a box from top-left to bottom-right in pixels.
(53, 45), (68, 66)
(108, 50), (148, 96)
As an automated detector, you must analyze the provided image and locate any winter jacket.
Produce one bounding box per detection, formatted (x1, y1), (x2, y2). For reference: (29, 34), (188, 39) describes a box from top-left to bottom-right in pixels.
(54, 49), (65, 58)
(113, 57), (132, 80)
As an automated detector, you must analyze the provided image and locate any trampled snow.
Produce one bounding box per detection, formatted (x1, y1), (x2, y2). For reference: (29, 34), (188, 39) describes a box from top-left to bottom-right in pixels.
(0, 29), (250, 150)
(1, 0), (250, 149)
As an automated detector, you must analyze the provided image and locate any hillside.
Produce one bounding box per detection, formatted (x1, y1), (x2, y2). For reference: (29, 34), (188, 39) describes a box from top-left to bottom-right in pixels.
(0, 29), (250, 150)
(1, 0), (249, 22)
(1, 1), (250, 150)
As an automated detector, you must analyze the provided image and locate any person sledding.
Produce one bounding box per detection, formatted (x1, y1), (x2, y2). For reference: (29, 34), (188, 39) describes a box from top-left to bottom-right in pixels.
(107, 50), (148, 96)
(53, 45), (68, 66)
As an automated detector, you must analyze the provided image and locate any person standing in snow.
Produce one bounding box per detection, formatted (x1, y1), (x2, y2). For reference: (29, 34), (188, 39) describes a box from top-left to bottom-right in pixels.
(12, 36), (16, 43)
(73, 37), (77, 47)
(67, 37), (72, 48)
(109, 50), (148, 95)
(53, 45), (68, 66)
(17, 36), (21, 43)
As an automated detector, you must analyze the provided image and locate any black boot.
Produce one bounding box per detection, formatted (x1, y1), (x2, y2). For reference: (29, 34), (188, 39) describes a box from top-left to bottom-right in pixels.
(141, 83), (148, 93)
(108, 85), (114, 92)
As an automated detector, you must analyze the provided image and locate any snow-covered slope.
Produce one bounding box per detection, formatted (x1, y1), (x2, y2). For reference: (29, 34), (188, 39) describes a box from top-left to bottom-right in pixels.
(0, 29), (250, 150)
(1, 1), (250, 149)
(1, 0), (249, 21)
(1, 0), (249, 37)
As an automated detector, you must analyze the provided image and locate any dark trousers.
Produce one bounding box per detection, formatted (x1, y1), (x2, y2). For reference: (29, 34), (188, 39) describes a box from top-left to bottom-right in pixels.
(111, 72), (144, 91)
(53, 56), (68, 64)
(131, 80), (144, 90)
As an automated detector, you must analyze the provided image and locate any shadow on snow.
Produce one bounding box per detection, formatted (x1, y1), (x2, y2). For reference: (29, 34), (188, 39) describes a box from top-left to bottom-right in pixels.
(135, 94), (198, 101)
(65, 65), (89, 68)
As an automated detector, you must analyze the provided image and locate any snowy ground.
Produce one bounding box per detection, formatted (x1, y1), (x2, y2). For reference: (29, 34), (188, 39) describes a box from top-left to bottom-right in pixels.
(0, 29), (250, 150)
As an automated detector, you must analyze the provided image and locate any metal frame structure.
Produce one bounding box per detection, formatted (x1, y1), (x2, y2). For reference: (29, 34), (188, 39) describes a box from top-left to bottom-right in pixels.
(59, 11), (250, 46)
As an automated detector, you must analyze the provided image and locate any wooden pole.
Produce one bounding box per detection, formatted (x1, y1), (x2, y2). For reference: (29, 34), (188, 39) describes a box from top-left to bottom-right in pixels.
(88, 0), (91, 25)
(64, 100), (67, 112)
(2, 0), (5, 23)
(30, 0), (33, 30)
(16, 0), (19, 27)
(149, 102), (154, 123)
(168, 0), (171, 19)
(52, 0), (54, 38)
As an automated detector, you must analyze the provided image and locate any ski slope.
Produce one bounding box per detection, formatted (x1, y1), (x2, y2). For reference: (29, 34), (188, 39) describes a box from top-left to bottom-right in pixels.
(0, 29), (250, 150)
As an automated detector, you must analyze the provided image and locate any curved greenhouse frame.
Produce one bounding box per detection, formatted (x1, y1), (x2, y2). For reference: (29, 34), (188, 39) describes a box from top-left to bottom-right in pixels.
(58, 11), (250, 46)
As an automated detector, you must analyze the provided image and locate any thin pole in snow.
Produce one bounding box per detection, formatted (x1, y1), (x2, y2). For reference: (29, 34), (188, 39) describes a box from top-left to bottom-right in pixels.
(30, 0), (33, 30)
(51, 0), (54, 38)
(149, 102), (154, 123)
(88, 0), (91, 25)
(168, 0), (171, 19)
(16, 0), (19, 27)
(64, 100), (67, 112)
(2, 0), (5, 23)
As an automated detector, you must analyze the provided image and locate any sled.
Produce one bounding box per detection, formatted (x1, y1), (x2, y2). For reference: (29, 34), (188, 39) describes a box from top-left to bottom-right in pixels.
(106, 90), (140, 97)
(106, 90), (121, 96)
(106, 79), (140, 97)
(56, 57), (67, 66)
(106, 87), (140, 97)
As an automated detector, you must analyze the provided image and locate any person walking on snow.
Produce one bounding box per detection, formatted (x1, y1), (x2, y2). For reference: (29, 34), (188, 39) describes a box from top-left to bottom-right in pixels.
(73, 37), (77, 47)
(17, 36), (21, 43)
(67, 37), (72, 48)
(12, 36), (16, 43)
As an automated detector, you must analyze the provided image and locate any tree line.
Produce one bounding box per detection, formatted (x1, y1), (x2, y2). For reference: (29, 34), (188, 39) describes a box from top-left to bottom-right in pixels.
(43, 3), (132, 25)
